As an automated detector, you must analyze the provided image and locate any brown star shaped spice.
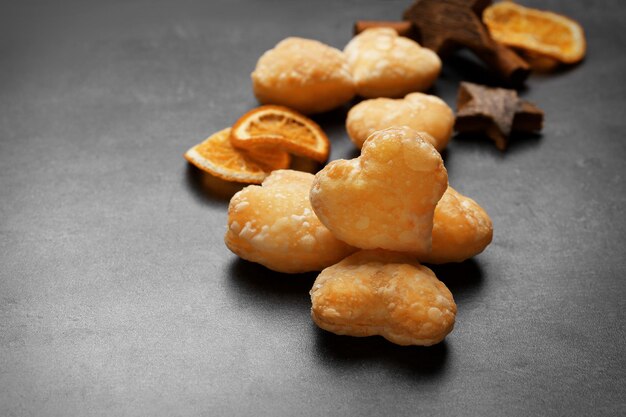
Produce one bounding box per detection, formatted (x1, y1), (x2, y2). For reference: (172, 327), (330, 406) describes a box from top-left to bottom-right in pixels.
(403, 0), (492, 54)
(454, 82), (544, 150)
(354, 0), (530, 85)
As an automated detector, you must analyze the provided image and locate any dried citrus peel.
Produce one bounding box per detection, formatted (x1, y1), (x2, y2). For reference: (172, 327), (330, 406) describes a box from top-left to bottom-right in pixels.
(483, 1), (586, 64)
(184, 128), (290, 184)
(231, 105), (330, 163)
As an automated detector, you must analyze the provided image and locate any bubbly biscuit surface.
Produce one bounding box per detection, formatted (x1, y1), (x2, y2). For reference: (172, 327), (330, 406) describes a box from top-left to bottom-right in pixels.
(251, 37), (355, 114)
(225, 170), (356, 273)
(310, 126), (447, 254)
(344, 28), (441, 98)
(310, 250), (456, 346)
(346, 92), (454, 152)
(421, 186), (493, 264)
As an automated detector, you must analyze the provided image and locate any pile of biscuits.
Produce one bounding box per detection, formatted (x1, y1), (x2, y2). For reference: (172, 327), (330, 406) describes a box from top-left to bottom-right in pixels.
(226, 125), (492, 346)
(193, 28), (496, 346)
(252, 29), (441, 114)
(186, 0), (587, 347)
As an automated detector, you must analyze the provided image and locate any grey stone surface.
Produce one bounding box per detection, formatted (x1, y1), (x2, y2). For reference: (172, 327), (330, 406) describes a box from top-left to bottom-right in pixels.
(1, 0), (625, 415)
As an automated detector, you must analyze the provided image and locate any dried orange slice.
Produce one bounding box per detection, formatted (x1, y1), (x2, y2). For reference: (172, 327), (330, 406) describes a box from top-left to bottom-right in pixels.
(230, 105), (330, 163)
(184, 128), (290, 184)
(483, 1), (586, 64)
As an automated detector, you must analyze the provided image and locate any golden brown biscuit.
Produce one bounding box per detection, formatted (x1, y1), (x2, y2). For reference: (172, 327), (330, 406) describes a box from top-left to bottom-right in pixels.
(421, 186), (493, 264)
(310, 250), (456, 346)
(344, 28), (441, 98)
(310, 126), (448, 254)
(346, 92), (454, 152)
(225, 170), (356, 273)
(251, 37), (355, 114)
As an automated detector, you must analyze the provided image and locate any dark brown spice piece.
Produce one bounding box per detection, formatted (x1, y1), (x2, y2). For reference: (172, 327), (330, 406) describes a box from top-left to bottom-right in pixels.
(454, 82), (543, 150)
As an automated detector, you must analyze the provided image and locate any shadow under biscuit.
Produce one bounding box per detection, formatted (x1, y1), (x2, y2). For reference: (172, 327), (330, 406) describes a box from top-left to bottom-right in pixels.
(225, 257), (316, 310)
(313, 329), (449, 378)
(438, 147), (449, 163)
(289, 155), (325, 175)
(184, 163), (245, 204)
(311, 103), (355, 163)
(311, 103), (351, 138)
(428, 258), (485, 305)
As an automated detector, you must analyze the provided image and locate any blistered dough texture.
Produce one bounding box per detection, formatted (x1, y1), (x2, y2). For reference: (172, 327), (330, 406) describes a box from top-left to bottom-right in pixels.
(310, 250), (456, 346)
(346, 92), (454, 152)
(251, 37), (356, 114)
(421, 187), (493, 264)
(310, 127), (448, 254)
(344, 28), (441, 98)
(225, 170), (356, 273)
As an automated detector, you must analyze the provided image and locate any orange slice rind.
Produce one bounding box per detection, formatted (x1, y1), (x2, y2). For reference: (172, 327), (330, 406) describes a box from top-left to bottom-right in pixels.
(184, 127), (290, 184)
(230, 105), (330, 163)
(483, 1), (586, 64)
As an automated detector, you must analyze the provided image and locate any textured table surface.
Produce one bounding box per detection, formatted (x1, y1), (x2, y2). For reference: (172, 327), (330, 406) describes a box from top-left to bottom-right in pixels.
(1, 1), (625, 416)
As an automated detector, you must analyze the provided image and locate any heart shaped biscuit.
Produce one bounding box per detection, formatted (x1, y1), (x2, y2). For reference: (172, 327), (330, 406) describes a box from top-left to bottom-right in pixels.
(251, 37), (355, 114)
(344, 28), (441, 98)
(310, 250), (456, 346)
(310, 126), (448, 254)
(226, 170), (356, 273)
(346, 92), (454, 152)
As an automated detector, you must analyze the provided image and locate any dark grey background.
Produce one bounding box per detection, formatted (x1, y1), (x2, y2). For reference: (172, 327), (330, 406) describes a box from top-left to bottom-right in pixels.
(2, 0), (625, 416)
